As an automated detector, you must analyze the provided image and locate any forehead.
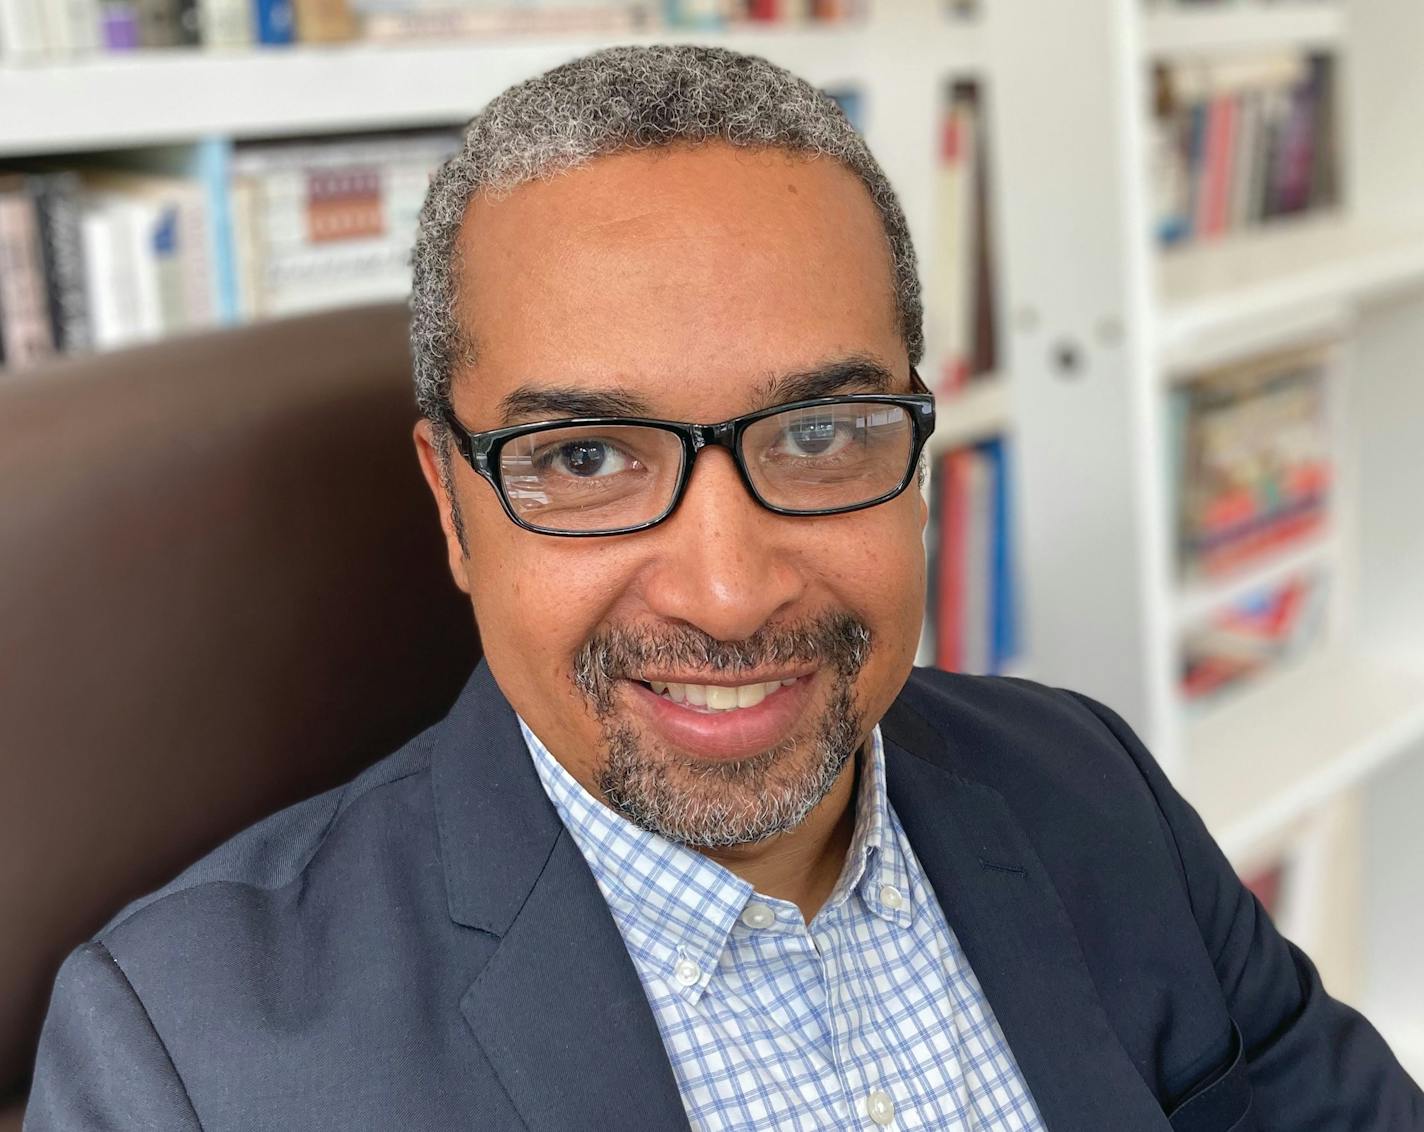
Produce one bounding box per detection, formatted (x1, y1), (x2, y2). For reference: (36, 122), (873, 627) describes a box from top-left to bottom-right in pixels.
(451, 141), (902, 423)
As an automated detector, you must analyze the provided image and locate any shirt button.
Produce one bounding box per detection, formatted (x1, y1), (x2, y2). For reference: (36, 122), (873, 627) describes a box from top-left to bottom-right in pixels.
(673, 958), (701, 987)
(740, 901), (775, 929)
(866, 1089), (895, 1126)
(879, 884), (907, 911)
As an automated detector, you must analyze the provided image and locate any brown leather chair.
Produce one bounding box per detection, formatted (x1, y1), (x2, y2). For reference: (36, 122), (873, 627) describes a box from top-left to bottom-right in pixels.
(0, 303), (480, 1127)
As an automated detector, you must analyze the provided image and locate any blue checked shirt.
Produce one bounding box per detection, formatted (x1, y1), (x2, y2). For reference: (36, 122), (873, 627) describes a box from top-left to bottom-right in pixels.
(521, 718), (1047, 1131)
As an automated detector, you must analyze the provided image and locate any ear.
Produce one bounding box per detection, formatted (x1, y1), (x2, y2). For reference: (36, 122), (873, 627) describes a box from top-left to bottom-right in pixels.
(412, 418), (472, 595)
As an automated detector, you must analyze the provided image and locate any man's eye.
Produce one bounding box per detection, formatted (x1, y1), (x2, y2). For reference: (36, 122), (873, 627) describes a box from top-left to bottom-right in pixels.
(782, 418), (852, 457)
(538, 439), (634, 478)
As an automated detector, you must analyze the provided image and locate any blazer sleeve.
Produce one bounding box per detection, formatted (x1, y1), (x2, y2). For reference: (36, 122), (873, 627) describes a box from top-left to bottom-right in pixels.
(25, 941), (204, 1132)
(1062, 689), (1424, 1130)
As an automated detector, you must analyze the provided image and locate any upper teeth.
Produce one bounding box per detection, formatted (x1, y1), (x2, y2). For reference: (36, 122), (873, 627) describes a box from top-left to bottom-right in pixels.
(648, 678), (798, 711)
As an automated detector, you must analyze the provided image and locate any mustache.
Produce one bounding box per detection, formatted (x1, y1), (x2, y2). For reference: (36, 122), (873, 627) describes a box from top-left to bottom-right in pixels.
(572, 612), (872, 714)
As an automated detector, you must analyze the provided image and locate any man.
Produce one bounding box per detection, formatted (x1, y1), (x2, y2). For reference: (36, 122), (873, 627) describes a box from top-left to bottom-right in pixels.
(27, 43), (1422, 1132)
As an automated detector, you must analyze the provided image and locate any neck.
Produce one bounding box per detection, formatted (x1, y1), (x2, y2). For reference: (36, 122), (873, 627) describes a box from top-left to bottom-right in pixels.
(699, 749), (861, 924)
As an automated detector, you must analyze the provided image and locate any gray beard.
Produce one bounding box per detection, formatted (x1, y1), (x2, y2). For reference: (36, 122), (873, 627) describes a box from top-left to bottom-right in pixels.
(572, 613), (871, 849)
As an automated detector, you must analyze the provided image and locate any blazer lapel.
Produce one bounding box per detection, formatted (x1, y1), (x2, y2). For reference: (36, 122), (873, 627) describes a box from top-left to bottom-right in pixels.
(882, 698), (1171, 1131)
(431, 662), (690, 1132)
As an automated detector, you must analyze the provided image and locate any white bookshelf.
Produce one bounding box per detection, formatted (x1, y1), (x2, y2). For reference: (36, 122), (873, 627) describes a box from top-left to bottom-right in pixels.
(3, 0), (1420, 1068)
(1142, 2), (1345, 58)
(986, 0), (1424, 1054)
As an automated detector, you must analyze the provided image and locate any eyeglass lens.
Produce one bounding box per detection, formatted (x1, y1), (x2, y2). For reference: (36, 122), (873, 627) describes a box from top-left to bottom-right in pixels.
(497, 401), (916, 534)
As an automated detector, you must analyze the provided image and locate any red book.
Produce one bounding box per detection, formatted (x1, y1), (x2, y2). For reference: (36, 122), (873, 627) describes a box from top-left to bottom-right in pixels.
(1200, 93), (1238, 238)
(748, 0), (778, 20)
(935, 449), (970, 671)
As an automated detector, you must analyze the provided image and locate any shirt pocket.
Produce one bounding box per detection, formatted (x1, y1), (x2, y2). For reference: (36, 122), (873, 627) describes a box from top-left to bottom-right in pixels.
(1166, 1018), (1257, 1132)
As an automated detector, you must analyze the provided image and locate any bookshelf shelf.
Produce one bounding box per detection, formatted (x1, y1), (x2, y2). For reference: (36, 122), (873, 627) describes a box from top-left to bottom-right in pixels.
(1186, 646), (1424, 861)
(1156, 217), (1424, 363)
(927, 376), (1011, 455)
(0, 23), (986, 157)
(1141, 2), (1346, 59)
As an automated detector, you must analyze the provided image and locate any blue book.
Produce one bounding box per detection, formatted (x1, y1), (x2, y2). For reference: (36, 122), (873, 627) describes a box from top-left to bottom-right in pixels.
(983, 436), (1019, 672)
(254, 0), (295, 44)
(188, 136), (239, 325)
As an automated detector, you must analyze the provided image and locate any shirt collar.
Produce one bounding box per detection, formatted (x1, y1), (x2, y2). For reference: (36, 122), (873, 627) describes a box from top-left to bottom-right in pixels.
(519, 718), (912, 1003)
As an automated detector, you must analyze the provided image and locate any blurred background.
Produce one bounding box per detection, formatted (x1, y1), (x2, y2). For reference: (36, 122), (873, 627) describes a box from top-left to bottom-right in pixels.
(1, 0), (1422, 1121)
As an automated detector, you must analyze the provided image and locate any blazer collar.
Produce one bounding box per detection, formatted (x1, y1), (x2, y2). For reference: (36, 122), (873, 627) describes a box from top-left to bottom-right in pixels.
(430, 662), (1168, 1131)
(430, 659), (691, 1131)
(881, 695), (1171, 1130)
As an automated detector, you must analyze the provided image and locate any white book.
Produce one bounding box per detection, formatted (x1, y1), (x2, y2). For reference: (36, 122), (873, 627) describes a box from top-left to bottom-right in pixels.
(0, 0), (48, 61)
(199, 0), (252, 47)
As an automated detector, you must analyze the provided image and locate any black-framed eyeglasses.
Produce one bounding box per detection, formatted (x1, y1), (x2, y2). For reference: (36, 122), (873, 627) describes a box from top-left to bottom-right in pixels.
(444, 368), (936, 537)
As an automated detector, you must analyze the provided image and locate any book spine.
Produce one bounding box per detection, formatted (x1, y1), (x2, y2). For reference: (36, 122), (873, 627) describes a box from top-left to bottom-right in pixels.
(99, 0), (140, 48)
(0, 185), (57, 370)
(30, 173), (93, 355)
(175, 0), (201, 43)
(961, 445), (992, 674)
(65, 0), (102, 51)
(0, 0), (48, 61)
(198, 0), (251, 46)
(934, 448), (969, 672)
(293, 0), (353, 42)
(136, 0), (182, 46)
(254, 0), (295, 44)
(985, 436), (1018, 672)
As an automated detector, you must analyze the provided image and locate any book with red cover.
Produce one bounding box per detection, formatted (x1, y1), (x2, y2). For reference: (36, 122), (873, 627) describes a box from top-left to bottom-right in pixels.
(934, 448), (970, 672)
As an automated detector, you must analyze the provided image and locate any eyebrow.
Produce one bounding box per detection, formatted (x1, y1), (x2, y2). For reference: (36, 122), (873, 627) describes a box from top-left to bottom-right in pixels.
(495, 355), (899, 426)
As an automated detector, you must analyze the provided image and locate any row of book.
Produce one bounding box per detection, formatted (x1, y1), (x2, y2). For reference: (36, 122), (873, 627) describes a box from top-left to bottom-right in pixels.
(930, 81), (997, 397)
(1172, 344), (1330, 579)
(923, 436), (1020, 677)
(1180, 567), (1328, 706)
(0, 0), (863, 60)
(0, 81), (867, 373)
(0, 130), (461, 369)
(1150, 52), (1339, 247)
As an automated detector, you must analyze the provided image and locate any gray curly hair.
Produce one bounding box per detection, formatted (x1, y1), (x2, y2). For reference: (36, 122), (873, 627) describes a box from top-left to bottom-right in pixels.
(409, 42), (924, 547)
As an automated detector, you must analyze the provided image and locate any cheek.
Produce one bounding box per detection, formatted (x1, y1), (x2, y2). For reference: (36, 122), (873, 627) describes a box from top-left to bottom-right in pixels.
(461, 485), (647, 694)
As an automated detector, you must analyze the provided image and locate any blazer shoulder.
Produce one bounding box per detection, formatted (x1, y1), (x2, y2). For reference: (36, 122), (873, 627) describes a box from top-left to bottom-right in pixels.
(97, 720), (443, 944)
(888, 667), (1185, 864)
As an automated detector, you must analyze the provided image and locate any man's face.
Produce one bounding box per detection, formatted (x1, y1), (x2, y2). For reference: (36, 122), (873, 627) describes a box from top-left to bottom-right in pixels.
(415, 141), (927, 848)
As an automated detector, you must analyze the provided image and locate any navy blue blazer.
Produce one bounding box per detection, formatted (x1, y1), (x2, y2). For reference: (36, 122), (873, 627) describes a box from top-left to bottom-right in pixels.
(27, 662), (1424, 1130)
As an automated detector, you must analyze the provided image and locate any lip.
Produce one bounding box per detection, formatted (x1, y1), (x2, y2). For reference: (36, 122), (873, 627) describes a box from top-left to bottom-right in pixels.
(622, 673), (818, 762)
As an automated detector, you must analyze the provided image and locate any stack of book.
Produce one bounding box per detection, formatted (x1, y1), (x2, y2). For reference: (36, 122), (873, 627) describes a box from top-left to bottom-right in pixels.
(1150, 52), (1339, 247)
(0, 0), (863, 59)
(924, 436), (1019, 676)
(1180, 567), (1329, 705)
(929, 81), (997, 398)
(1171, 346), (1332, 580)
(228, 131), (458, 320)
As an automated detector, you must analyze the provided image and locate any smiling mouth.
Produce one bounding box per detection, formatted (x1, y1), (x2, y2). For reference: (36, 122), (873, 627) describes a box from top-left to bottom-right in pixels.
(633, 675), (803, 713)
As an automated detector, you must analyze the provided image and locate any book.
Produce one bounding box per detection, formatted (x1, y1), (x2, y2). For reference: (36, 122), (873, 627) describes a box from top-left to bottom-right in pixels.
(0, 176), (57, 371)
(30, 172), (93, 355)
(254, 0), (295, 43)
(934, 447), (969, 672)
(198, 0), (251, 46)
(99, 0), (140, 47)
(0, 0), (47, 60)
(294, 0), (354, 41)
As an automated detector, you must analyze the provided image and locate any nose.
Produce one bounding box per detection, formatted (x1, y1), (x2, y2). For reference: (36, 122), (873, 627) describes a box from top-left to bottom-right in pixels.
(639, 447), (806, 642)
